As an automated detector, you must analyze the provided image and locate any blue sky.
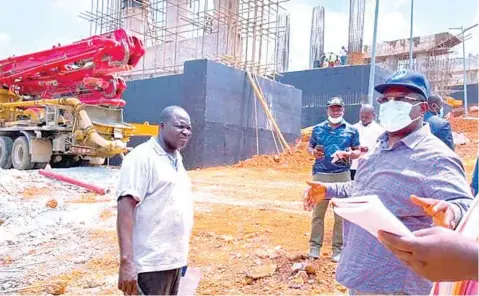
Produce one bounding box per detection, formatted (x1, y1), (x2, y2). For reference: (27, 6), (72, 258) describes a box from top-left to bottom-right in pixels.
(0, 0), (478, 71)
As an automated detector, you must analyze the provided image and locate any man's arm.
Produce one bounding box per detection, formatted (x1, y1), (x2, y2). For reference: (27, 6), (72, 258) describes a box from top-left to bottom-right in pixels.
(325, 181), (354, 199)
(117, 196), (138, 295)
(349, 127), (361, 159)
(438, 121), (455, 151)
(118, 196), (138, 264)
(116, 153), (149, 295)
(378, 227), (478, 282)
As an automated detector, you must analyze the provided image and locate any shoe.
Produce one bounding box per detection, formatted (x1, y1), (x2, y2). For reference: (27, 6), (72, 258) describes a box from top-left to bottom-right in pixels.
(331, 253), (341, 263)
(308, 247), (320, 259)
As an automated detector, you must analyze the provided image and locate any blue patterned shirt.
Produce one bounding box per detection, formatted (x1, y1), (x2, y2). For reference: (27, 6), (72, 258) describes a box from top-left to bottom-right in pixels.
(309, 120), (360, 174)
(324, 124), (473, 295)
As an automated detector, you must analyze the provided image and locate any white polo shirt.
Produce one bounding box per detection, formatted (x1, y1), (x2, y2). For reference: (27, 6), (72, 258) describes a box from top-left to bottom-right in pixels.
(351, 120), (385, 170)
(117, 137), (194, 273)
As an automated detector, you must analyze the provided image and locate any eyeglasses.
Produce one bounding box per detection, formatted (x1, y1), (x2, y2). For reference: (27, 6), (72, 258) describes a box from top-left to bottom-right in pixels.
(377, 96), (424, 105)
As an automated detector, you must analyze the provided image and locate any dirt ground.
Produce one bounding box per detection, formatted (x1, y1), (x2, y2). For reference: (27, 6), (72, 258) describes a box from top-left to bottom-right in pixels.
(0, 112), (477, 295)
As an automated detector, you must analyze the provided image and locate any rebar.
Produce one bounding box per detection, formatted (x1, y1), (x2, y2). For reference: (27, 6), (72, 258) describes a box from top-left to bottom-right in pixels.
(81, 0), (288, 78)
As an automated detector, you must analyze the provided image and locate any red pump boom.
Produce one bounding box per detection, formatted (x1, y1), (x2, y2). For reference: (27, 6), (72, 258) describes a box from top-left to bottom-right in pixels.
(0, 29), (145, 107)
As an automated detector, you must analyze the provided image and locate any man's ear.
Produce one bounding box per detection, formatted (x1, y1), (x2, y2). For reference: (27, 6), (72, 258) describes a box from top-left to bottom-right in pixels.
(420, 102), (428, 114)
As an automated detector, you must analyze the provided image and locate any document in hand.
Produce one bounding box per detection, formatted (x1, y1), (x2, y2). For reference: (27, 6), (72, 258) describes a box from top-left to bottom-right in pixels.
(332, 195), (414, 238)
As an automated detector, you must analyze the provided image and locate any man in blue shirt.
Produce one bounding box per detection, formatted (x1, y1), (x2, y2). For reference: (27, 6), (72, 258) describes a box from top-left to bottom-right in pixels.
(307, 97), (361, 262)
(425, 94), (455, 151)
(472, 156), (478, 197)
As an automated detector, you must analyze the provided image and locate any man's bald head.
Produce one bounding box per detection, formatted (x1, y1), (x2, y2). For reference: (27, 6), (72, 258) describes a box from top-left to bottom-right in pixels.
(428, 95), (443, 115)
(359, 104), (375, 126)
(159, 106), (189, 124)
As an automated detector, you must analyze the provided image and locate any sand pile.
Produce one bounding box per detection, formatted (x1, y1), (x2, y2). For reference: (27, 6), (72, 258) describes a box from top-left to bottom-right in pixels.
(234, 128), (314, 171)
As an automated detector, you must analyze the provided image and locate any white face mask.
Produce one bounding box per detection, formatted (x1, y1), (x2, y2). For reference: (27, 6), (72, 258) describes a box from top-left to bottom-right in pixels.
(379, 100), (421, 132)
(328, 116), (343, 124)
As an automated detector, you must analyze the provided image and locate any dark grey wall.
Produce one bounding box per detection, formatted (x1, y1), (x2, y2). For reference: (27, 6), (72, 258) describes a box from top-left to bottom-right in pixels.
(279, 65), (391, 128)
(120, 59), (302, 169)
(449, 83), (479, 106)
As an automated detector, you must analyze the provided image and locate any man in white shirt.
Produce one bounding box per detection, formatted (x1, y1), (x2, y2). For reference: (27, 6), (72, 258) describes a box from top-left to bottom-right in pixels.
(116, 106), (193, 295)
(350, 104), (384, 180)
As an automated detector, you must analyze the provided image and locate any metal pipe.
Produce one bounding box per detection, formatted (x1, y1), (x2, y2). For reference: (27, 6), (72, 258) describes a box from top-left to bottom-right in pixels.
(367, 0), (380, 105)
(462, 26), (468, 117)
(409, 0), (414, 69)
(39, 169), (110, 195)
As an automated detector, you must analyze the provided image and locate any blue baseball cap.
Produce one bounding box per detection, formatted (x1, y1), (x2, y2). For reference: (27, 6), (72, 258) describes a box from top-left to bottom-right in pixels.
(374, 69), (430, 100)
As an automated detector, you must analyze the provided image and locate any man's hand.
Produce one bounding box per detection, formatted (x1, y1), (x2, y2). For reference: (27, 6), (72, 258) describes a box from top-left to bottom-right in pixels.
(378, 227), (479, 282)
(332, 151), (350, 162)
(313, 145), (325, 160)
(118, 259), (138, 295)
(303, 181), (327, 211)
(410, 195), (457, 229)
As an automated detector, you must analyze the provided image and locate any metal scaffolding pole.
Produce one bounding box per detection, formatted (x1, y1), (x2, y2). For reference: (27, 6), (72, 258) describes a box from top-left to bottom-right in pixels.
(450, 23), (478, 117)
(409, 0), (414, 69)
(367, 0), (380, 105)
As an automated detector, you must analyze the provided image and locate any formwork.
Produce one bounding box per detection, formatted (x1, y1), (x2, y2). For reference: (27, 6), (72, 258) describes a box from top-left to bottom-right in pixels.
(279, 65), (391, 128)
(122, 59), (302, 169)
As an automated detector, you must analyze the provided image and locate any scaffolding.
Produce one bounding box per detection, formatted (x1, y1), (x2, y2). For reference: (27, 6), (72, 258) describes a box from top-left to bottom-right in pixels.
(309, 6), (325, 69)
(363, 32), (466, 97)
(80, 0), (289, 79)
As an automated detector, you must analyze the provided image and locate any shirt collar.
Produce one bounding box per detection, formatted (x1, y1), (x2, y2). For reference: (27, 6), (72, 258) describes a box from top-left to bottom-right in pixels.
(149, 137), (181, 159)
(378, 123), (430, 149)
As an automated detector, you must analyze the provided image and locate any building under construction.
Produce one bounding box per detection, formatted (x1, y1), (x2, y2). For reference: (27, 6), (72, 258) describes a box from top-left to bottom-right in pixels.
(80, 0), (476, 168)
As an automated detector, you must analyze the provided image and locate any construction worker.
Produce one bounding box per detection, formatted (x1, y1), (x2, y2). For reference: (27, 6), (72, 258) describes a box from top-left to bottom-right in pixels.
(116, 106), (194, 295)
(306, 97), (361, 262)
(340, 46), (348, 65)
(425, 94), (455, 150)
(350, 104), (384, 180)
(303, 69), (474, 295)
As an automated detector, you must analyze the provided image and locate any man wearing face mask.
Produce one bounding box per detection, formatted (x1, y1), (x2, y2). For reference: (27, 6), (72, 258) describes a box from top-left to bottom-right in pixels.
(424, 94), (455, 151)
(302, 70), (473, 295)
(306, 97), (361, 262)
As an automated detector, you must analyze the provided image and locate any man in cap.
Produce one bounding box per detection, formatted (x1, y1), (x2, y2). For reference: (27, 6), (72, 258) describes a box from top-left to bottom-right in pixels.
(306, 97), (361, 262)
(425, 94), (455, 151)
(303, 70), (473, 295)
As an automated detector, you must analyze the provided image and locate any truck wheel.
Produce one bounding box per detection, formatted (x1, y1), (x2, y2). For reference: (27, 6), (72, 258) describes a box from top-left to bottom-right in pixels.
(0, 136), (13, 169)
(12, 136), (35, 170)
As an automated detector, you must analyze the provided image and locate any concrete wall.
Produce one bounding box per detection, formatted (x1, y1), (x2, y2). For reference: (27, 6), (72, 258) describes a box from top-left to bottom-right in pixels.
(122, 59), (302, 169)
(279, 65), (391, 128)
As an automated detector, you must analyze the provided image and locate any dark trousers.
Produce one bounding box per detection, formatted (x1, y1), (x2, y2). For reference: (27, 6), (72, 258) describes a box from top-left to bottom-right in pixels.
(350, 169), (357, 180)
(138, 268), (181, 295)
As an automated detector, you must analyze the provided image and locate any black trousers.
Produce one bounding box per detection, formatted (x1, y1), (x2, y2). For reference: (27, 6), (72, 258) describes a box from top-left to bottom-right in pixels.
(350, 169), (357, 181)
(137, 268), (181, 295)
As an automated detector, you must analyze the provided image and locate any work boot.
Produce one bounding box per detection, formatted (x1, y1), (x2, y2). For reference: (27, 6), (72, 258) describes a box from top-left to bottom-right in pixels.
(308, 247), (320, 259)
(331, 252), (341, 263)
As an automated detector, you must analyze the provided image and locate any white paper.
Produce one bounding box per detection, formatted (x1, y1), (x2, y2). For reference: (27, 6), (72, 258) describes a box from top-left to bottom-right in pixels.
(332, 195), (414, 238)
